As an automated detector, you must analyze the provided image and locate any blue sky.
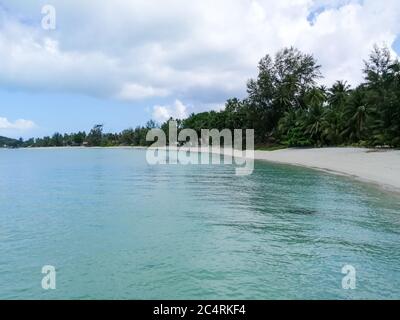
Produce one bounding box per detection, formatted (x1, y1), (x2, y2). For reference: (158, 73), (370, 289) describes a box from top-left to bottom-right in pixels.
(0, 0), (400, 139)
(0, 90), (156, 138)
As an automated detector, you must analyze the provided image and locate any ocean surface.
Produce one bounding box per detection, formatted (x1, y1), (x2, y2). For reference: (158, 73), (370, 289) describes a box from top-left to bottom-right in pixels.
(0, 148), (399, 299)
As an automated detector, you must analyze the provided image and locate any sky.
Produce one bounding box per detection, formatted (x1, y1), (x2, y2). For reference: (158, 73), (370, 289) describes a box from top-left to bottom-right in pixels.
(0, 0), (400, 139)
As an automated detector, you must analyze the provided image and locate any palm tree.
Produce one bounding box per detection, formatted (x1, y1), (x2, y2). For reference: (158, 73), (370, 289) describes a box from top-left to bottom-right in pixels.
(305, 87), (327, 110)
(342, 89), (368, 142)
(328, 81), (350, 109)
(305, 104), (326, 146)
(322, 108), (343, 145)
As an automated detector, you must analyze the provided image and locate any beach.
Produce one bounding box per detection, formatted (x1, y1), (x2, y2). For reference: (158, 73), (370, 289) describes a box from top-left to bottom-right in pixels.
(194, 146), (400, 193)
(252, 148), (400, 193)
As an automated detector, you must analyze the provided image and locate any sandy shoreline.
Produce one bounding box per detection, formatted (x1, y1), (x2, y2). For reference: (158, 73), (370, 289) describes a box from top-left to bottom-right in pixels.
(145, 146), (400, 192)
(193, 146), (399, 193)
(165, 146), (399, 193)
(252, 147), (400, 193)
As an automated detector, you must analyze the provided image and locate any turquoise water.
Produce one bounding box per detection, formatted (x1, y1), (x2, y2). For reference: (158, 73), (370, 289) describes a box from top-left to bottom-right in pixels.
(0, 148), (399, 299)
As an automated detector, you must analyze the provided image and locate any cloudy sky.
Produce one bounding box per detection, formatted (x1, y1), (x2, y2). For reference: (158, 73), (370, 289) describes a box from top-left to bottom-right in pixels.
(0, 0), (400, 138)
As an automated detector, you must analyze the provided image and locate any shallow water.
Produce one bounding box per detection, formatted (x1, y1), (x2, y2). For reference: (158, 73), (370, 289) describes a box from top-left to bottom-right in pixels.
(0, 148), (399, 299)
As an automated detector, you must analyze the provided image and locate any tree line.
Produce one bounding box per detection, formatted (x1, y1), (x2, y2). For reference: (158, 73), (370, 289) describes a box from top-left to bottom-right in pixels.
(6, 45), (400, 149)
(12, 121), (158, 148)
(182, 46), (400, 148)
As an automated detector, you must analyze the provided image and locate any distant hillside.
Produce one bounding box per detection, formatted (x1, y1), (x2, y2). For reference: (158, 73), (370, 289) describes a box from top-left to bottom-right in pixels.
(0, 136), (20, 148)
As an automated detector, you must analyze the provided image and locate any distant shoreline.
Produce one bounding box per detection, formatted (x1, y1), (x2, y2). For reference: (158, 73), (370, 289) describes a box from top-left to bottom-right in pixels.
(2, 146), (400, 194)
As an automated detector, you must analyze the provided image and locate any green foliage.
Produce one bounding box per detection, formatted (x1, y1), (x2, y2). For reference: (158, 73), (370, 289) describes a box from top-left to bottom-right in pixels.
(87, 124), (104, 146)
(13, 124), (157, 148)
(179, 46), (400, 149)
(0, 136), (21, 148)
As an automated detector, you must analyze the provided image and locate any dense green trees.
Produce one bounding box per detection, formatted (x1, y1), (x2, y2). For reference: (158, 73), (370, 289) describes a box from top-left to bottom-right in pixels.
(87, 124), (103, 146)
(16, 122), (157, 148)
(4, 45), (399, 149)
(0, 136), (20, 148)
(24, 131), (87, 147)
(181, 45), (400, 148)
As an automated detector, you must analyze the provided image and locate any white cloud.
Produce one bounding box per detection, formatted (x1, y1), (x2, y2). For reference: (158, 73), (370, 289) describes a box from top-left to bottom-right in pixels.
(0, 117), (36, 131)
(152, 100), (188, 123)
(0, 0), (399, 104)
(117, 83), (170, 100)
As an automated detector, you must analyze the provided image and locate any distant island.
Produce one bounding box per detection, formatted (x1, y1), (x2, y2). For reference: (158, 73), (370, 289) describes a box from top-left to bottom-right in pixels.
(0, 136), (21, 148)
(2, 46), (399, 150)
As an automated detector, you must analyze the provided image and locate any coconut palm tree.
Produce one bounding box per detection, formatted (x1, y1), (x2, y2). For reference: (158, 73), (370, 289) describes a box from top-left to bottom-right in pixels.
(328, 81), (351, 109)
(342, 88), (368, 142)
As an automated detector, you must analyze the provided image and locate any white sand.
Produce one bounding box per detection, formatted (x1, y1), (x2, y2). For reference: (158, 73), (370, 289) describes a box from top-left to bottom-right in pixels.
(252, 148), (400, 193)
